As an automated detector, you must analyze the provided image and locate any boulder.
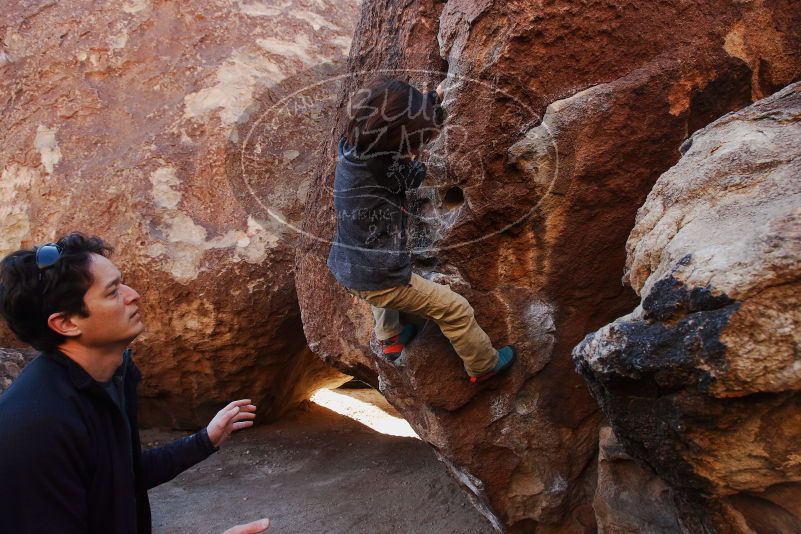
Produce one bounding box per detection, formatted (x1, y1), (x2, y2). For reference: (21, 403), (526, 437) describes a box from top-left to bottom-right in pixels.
(295, 0), (801, 530)
(0, 0), (358, 427)
(574, 82), (801, 532)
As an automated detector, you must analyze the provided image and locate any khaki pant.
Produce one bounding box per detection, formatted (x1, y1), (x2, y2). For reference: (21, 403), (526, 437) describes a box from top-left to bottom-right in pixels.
(349, 273), (498, 376)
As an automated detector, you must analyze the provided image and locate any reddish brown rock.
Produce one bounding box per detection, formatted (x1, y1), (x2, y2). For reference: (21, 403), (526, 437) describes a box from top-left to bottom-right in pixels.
(0, 0), (358, 427)
(594, 427), (681, 534)
(295, 0), (801, 530)
(574, 83), (801, 532)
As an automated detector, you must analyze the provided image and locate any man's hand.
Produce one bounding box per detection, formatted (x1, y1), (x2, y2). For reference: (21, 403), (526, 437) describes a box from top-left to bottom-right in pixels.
(222, 518), (270, 534)
(207, 399), (257, 448)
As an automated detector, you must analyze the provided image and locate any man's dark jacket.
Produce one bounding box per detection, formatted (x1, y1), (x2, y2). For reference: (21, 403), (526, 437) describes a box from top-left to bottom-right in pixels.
(0, 349), (217, 533)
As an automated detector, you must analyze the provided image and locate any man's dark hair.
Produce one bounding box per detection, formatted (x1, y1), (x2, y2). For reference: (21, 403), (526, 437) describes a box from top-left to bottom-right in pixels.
(345, 79), (443, 157)
(0, 233), (113, 352)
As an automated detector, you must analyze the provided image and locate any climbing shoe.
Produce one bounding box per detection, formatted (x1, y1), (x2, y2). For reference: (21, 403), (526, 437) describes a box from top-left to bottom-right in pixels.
(469, 345), (516, 383)
(380, 323), (418, 362)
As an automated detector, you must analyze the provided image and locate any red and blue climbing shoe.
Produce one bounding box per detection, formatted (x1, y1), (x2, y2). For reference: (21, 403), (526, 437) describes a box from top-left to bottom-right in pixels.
(469, 345), (517, 384)
(380, 323), (418, 362)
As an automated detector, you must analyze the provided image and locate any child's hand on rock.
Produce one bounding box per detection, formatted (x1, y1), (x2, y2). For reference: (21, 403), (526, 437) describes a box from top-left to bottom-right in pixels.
(436, 79), (445, 100)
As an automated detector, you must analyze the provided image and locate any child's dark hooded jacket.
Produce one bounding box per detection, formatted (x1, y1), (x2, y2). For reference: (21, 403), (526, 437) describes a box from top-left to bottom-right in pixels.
(326, 137), (427, 290)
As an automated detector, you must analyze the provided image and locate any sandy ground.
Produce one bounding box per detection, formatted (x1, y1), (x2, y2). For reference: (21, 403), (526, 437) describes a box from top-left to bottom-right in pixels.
(144, 388), (493, 534)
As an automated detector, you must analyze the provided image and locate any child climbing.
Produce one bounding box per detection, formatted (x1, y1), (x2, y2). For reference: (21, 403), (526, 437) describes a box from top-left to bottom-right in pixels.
(326, 78), (516, 383)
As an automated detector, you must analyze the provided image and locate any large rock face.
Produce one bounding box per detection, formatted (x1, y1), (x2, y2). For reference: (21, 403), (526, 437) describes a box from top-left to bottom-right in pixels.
(0, 0), (358, 427)
(295, 0), (801, 531)
(574, 83), (801, 532)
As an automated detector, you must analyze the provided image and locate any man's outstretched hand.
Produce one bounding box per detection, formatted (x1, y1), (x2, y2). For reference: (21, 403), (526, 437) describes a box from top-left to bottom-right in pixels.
(222, 518), (270, 534)
(208, 401), (260, 533)
(207, 399), (257, 448)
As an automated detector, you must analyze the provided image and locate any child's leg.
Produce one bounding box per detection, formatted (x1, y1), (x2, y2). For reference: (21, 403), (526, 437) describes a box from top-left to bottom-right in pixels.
(352, 274), (497, 376)
(371, 305), (402, 341)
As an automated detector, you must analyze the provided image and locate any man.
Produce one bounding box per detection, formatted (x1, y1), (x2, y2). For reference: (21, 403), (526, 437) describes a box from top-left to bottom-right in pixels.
(0, 233), (267, 533)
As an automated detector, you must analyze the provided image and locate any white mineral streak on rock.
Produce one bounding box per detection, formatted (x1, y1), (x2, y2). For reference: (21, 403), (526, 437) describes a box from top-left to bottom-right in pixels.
(149, 166), (182, 209)
(332, 36), (352, 53)
(238, 1), (339, 31)
(235, 215), (280, 263)
(0, 165), (38, 254)
(256, 34), (320, 65)
(109, 31), (128, 50)
(34, 125), (62, 174)
(292, 10), (340, 31)
(122, 0), (149, 14)
(237, 0), (282, 17)
(183, 50), (285, 125)
(147, 167), (278, 282)
(3, 32), (29, 63)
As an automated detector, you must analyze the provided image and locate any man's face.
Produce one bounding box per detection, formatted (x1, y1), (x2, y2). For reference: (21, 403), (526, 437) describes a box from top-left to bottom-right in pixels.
(70, 254), (144, 348)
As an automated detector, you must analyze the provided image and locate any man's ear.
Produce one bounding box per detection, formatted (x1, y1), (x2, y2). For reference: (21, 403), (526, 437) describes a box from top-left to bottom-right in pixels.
(47, 312), (82, 338)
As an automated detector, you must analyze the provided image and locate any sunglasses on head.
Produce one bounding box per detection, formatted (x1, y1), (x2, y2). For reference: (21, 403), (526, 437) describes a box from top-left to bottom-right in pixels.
(35, 243), (63, 280)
